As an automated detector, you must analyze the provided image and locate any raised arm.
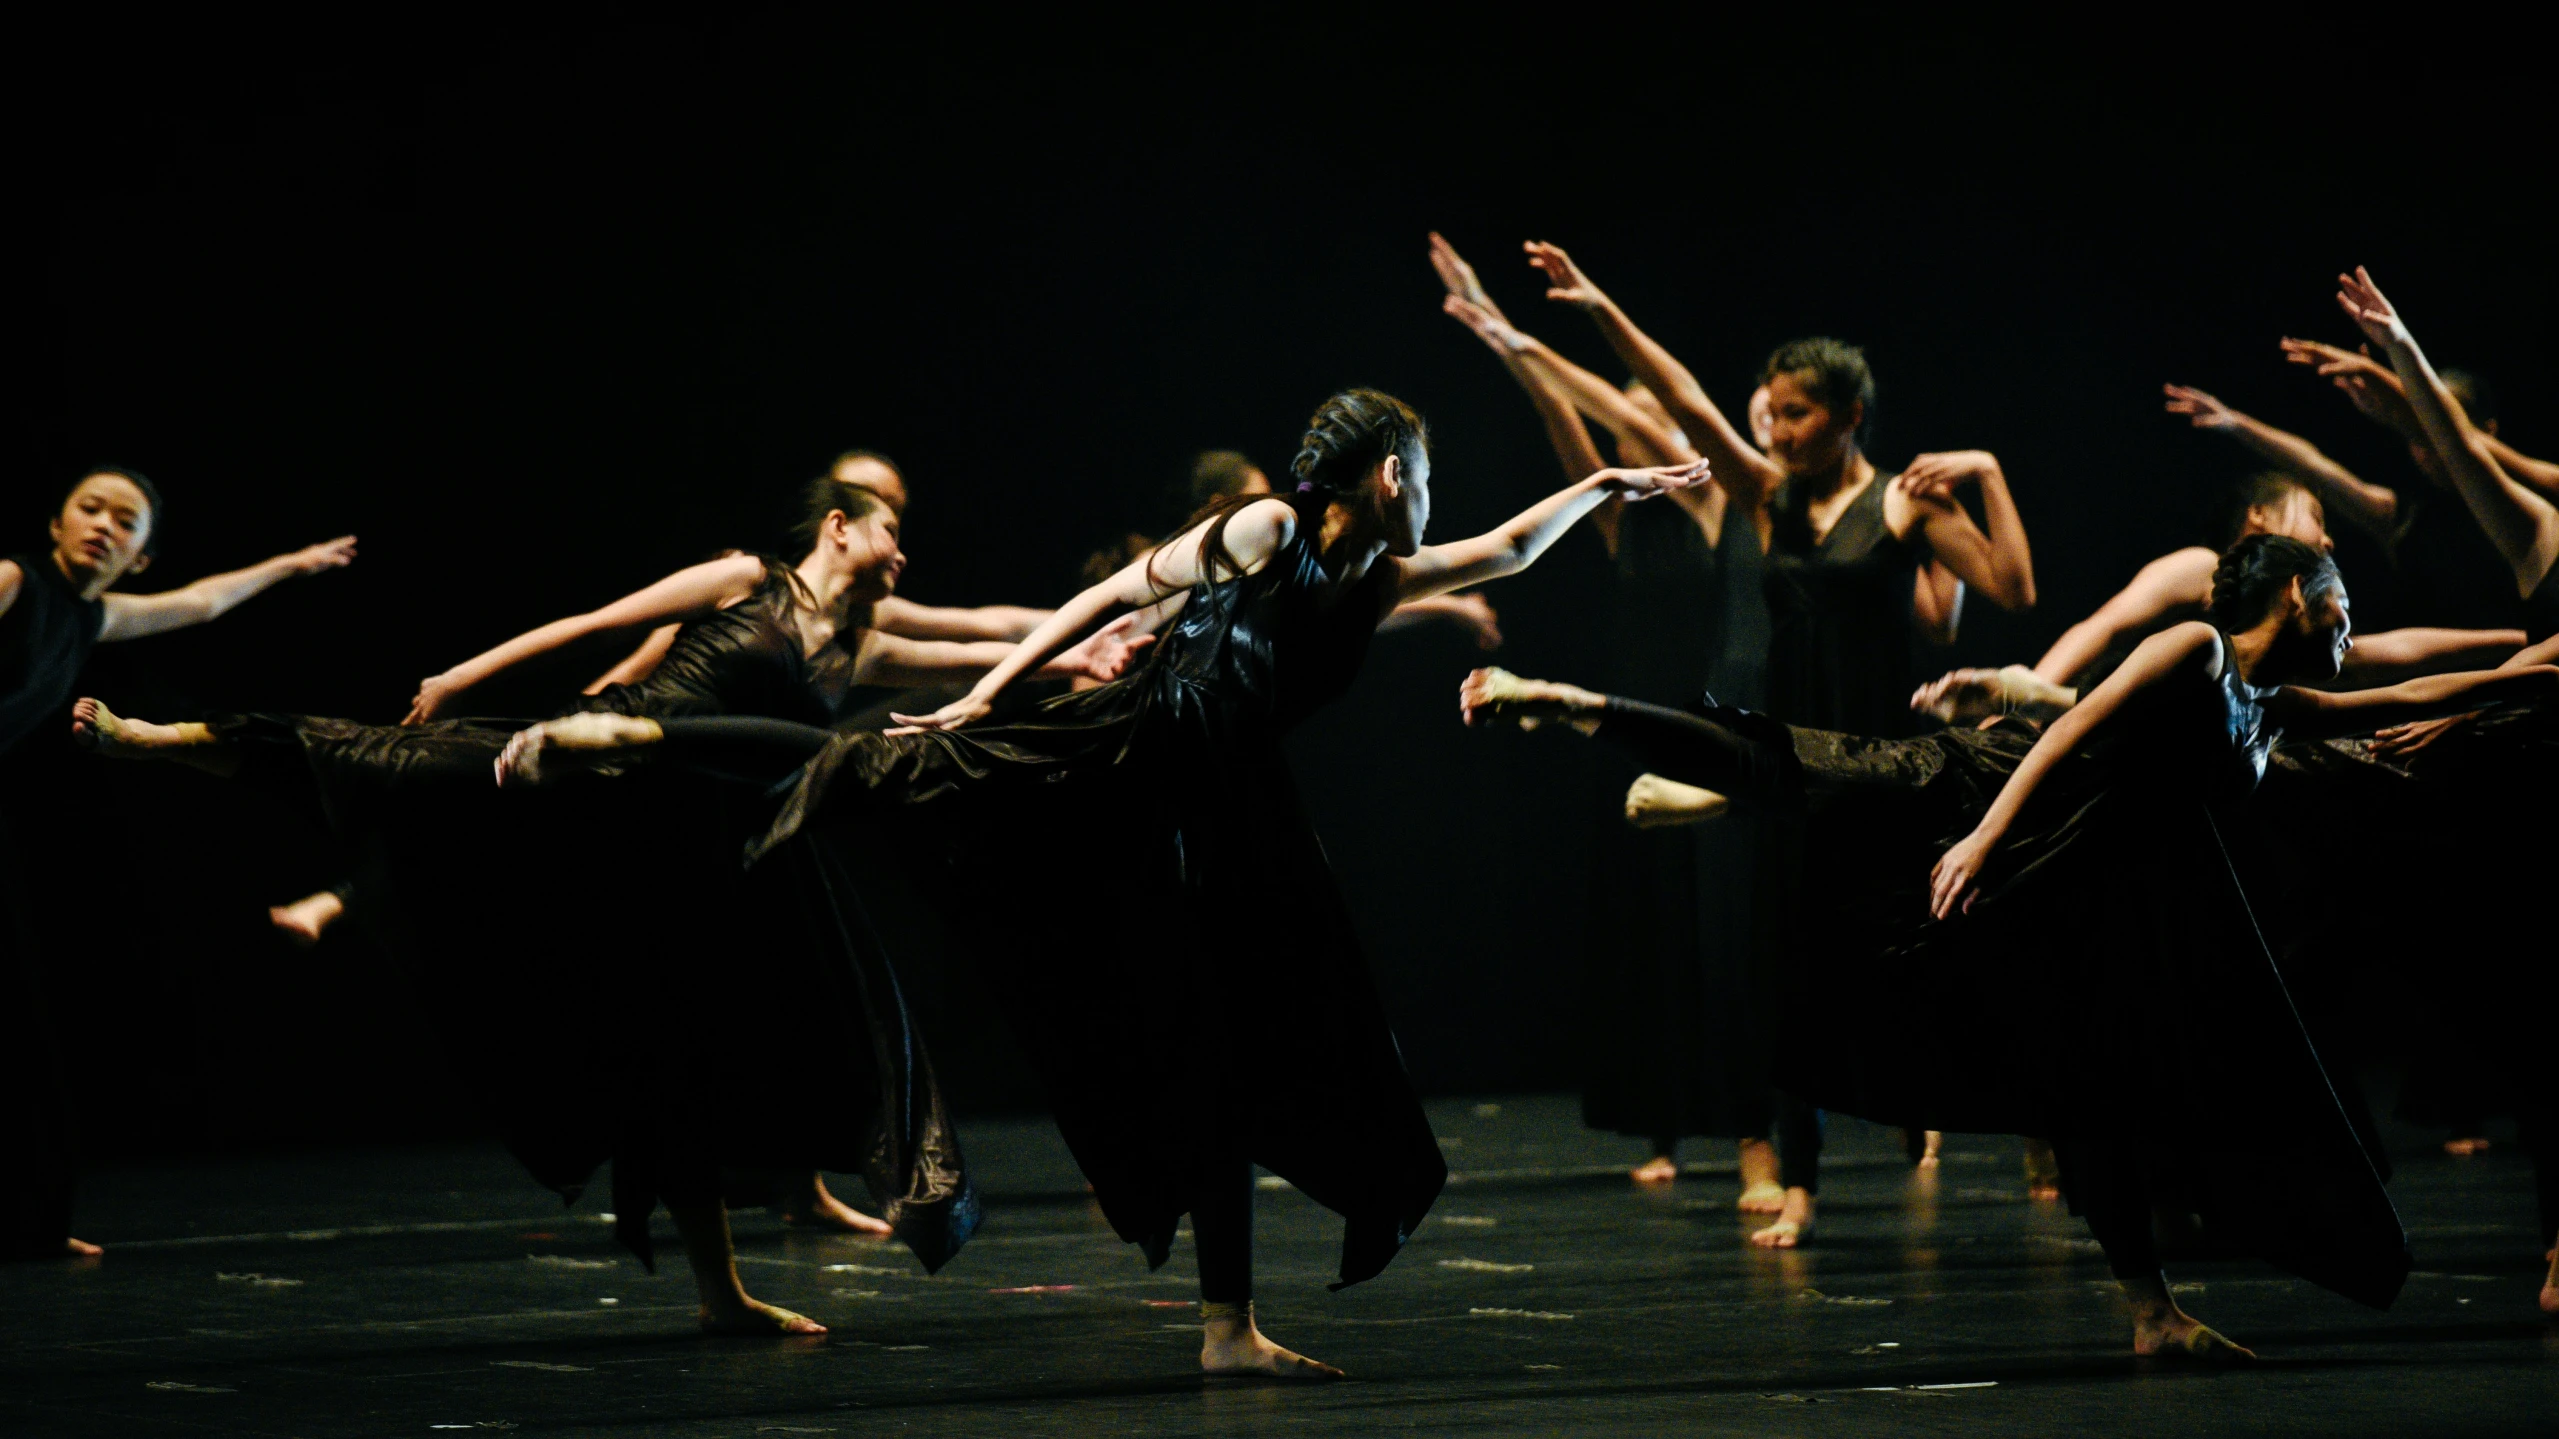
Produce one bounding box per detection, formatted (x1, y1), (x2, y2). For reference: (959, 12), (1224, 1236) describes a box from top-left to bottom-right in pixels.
(2163, 383), (2402, 541)
(890, 499), (1300, 732)
(2338, 267), (2559, 595)
(1889, 452), (2036, 612)
(1524, 241), (1783, 507)
(2281, 337), (2559, 501)
(1386, 462), (1708, 607)
(1930, 622), (2222, 917)
(1440, 295), (1609, 485)
(2031, 548), (2218, 684)
(407, 552), (765, 722)
(96, 536), (357, 643)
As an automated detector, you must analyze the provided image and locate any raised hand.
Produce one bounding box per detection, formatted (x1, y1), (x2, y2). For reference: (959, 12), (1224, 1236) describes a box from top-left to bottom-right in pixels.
(2162, 383), (2240, 430)
(1427, 232), (1507, 322)
(286, 535), (359, 574)
(1594, 458), (1710, 500)
(887, 694), (992, 736)
(2335, 266), (2407, 348)
(1443, 294), (1532, 356)
(2282, 337), (2408, 425)
(1524, 240), (1609, 311)
(404, 671), (467, 725)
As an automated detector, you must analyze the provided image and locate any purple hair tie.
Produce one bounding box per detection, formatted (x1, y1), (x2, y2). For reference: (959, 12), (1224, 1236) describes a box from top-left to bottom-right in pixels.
(1295, 481), (1319, 494)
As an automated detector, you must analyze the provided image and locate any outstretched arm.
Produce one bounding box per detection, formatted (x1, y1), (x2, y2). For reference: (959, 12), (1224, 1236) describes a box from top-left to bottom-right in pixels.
(2333, 627), (2529, 685)
(407, 552), (765, 722)
(1387, 462), (1709, 606)
(2031, 547), (2218, 684)
(1930, 622), (2221, 917)
(853, 619), (1150, 689)
(2163, 383), (2402, 542)
(2339, 267), (2559, 596)
(98, 536), (357, 642)
(890, 499), (1299, 732)
(872, 595), (1051, 641)
(2268, 661), (2559, 740)
(1890, 453), (2036, 611)
(1525, 241), (1782, 508)
(2282, 338), (2559, 501)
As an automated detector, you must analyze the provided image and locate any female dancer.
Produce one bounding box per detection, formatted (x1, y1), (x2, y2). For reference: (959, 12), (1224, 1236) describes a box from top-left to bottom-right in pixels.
(494, 389), (1708, 1379)
(1429, 234), (1794, 1205)
(77, 477), (1140, 1333)
(1523, 240), (2037, 1244)
(2, 468), (353, 1260)
(1460, 534), (2557, 1355)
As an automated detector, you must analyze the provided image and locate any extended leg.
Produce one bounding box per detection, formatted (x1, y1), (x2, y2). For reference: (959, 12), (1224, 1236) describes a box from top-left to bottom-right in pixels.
(70, 699), (241, 777)
(2055, 1138), (2252, 1359)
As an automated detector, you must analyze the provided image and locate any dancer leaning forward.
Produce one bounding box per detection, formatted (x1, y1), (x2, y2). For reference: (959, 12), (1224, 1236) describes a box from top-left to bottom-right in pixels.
(1459, 534), (2557, 1358)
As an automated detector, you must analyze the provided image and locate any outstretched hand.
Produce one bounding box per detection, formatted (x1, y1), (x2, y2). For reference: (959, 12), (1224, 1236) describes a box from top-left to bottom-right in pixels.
(2162, 384), (2239, 430)
(404, 671), (466, 725)
(1524, 241), (1608, 310)
(1443, 294), (1532, 355)
(2335, 266), (2407, 349)
(1428, 232), (1506, 321)
(1594, 458), (1710, 500)
(887, 694), (992, 736)
(1056, 611), (1157, 682)
(1928, 828), (1995, 919)
(2370, 711), (2472, 760)
(287, 535), (359, 574)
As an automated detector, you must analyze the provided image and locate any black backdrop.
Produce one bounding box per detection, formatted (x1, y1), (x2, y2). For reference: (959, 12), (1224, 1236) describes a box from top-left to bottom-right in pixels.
(10, 13), (2551, 1155)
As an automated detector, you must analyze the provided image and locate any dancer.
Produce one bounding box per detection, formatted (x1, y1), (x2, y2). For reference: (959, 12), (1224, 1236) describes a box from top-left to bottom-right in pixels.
(1430, 234), (1791, 1205)
(2282, 339), (2559, 500)
(2, 469), (354, 1261)
(1460, 534), (2556, 1355)
(1523, 239), (2036, 1245)
(494, 389), (1709, 1379)
(76, 477), (1141, 1333)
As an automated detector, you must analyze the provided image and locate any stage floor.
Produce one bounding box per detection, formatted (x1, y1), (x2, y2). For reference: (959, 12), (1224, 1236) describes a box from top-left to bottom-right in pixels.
(5, 1096), (2552, 1437)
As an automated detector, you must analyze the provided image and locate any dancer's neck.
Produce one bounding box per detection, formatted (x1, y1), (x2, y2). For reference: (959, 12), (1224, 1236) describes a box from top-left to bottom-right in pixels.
(1314, 500), (1388, 593)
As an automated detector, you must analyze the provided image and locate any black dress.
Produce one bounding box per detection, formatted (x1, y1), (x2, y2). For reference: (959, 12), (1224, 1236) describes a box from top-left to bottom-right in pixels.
(1591, 635), (2410, 1308)
(215, 562), (976, 1270)
(1763, 470), (1926, 738)
(1578, 501), (1777, 1143)
(751, 529), (1449, 1288)
(1, 553), (104, 1259)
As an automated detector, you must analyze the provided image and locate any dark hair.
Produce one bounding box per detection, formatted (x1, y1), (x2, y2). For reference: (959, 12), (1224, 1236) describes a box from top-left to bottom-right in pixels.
(2208, 534), (2342, 633)
(1153, 388), (1429, 593)
(1188, 450), (1264, 509)
(832, 449), (907, 508)
(1760, 337), (1877, 445)
(789, 475), (892, 553)
(2224, 471), (2323, 548)
(60, 467), (165, 556)
(2439, 368), (2498, 429)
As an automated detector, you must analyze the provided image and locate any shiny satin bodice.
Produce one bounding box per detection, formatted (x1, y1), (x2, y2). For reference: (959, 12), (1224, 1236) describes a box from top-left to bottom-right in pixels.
(584, 560), (833, 727)
(1143, 529), (1387, 738)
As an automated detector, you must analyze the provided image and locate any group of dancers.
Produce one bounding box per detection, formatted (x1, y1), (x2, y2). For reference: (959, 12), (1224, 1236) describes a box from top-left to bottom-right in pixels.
(4, 238), (2553, 1379)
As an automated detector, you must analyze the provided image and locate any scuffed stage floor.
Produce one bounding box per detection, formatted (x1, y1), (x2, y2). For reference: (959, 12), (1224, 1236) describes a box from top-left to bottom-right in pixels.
(5, 1096), (2552, 1437)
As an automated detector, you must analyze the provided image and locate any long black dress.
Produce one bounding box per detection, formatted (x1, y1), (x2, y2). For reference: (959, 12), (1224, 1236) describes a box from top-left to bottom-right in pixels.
(1, 553), (104, 1259)
(750, 529), (1449, 1288)
(215, 561), (975, 1270)
(1588, 634), (2410, 1308)
(1579, 500), (1777, 1144)
(1763, 469), (1925, 738)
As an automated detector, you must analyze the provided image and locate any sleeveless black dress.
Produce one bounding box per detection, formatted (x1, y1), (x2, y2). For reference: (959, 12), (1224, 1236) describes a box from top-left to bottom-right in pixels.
(1711, 636), (2407, 1308)
(1578, 501), (1779, 1143)
(1, 553), (106, 1258)
(1763, 471), (1925, 737)
(214, 562), (975, 1270)
(752, 528), (1449, 1288)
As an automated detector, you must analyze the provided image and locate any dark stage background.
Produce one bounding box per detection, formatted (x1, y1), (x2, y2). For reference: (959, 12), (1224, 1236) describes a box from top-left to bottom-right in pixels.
(9, 14), (2550, 1156)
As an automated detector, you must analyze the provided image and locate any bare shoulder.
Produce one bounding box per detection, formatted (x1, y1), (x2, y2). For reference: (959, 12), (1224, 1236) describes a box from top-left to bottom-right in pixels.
(2139, 619), (2223, 671)
(0, 558), (20, 609)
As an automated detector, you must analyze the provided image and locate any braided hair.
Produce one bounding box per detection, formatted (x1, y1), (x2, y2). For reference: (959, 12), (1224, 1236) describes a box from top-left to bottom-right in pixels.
(2207, 534), (2341, 633)
(1151, 388), (1429, 594)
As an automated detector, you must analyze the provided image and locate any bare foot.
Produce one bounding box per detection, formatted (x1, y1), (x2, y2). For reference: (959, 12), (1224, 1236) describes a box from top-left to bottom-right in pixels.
(2541, 1245), (2558, 1317)
(1738, 1138), (1783, 1211)
(495, 712), (663, 788)
(779, 1173), (894, 1238)
(71, 698), (194, 759)
(65, 1237), (102, 1258)
(2022, 1138), (2063, 1201)
(1625, 773), (1729, 829)
(1750, 1188), (1815, 1248)
(1201, 1306), (1343, 1381)
(1457, 668), (1605, 733)
(1631, 1154), (1679, 1185)
(2132, 1304), (2254, 1360)
(1917, 1130), (1943, 1170)
(2443, 1136), (2493, 1157)
(268, 889), (348, 948)
(1911, 665), (2077, 725)
(699, 1295), (825, 1336)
